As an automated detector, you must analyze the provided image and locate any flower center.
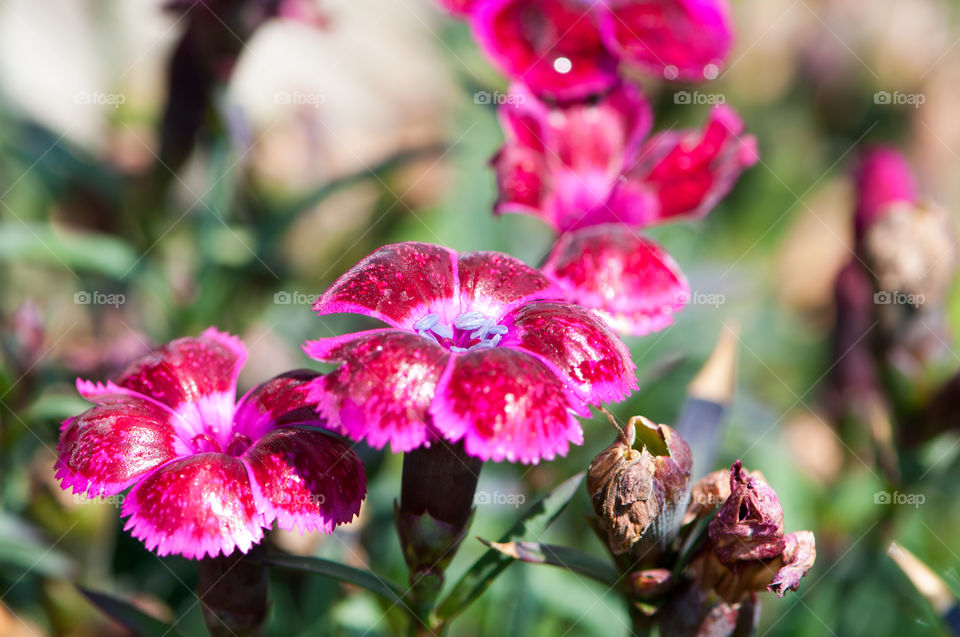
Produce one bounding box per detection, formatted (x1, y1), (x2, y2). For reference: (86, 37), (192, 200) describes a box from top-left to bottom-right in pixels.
(414, 311), (508, 352)
(190, 431), (252, 456)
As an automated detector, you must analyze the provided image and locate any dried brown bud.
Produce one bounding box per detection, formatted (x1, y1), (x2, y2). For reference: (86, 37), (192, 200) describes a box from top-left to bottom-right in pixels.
(587, 415), (692, 556)
(767, 531), (816, 597)
(708, 461), (785, 564)
(862, 202), (956, 307)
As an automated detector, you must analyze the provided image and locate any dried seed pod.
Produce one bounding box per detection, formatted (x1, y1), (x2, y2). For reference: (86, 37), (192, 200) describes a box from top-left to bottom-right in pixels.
(708, 461), (785, 564)
(587, 415), (692, 557)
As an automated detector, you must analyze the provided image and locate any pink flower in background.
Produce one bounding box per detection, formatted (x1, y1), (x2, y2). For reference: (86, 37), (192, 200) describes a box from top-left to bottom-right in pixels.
(491, 83), (756, 336)
(493, 83), (758, 232)
(56, 328), (366, 559)
(854, 146), (918, 236)
(459, 0), (733, 100)
(304, 242), (637, 464)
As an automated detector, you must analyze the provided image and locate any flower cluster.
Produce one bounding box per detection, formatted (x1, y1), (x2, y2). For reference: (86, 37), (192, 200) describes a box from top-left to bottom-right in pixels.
(439, 0), (758, 336)
(56, 328), (366, 559)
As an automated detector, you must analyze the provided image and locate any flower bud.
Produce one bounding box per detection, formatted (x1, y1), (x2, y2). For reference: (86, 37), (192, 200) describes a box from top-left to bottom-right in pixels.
(707, 461), (785, 564)
(587, 415), (692, 557)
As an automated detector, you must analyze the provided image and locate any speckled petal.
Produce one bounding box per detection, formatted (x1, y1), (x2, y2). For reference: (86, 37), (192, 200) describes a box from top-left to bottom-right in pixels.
(304, 330), (448, 453)
(121, 453), (263, 559)
(431, 348), (586, 464)
(616, 105), (758, 225)
(114, 327), (246, 441)
(458, 251), (560, 318)
(244, 428), (366, 535)
(597, 0), (733, 82)
(471, 0), (619, 100)
(233, 369), (324, 441)
(541, 225), (689, 336)
(55, 381), (188, 497)
(312, 243), (458, 329)
(500, 302), (638, 404)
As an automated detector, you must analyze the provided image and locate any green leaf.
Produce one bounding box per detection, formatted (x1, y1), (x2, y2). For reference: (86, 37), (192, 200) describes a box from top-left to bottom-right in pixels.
(0, 222), (138, 278)
(479, 540), (619, 587)
(79, 588), (183, 637)
(0, 513), (76, 579)
(258, 553), (405, 606)
(437, 471), (585, 621)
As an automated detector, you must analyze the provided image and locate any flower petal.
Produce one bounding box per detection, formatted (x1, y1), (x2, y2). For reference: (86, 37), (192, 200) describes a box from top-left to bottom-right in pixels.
(541, 224), (689, 336)
(233, 369), (324, 441)
(493, 83), (655, 232)
(436, 0), (477, 17)
(855, 146), (918, 236)
(500, 302), (638, 404)
(244, 428), (366, 534)
(769, 530), (816, 597)
(458, 251), (560, 318)
(114, 327), (246, 441)
(597, 0), (733, 82)
(121, 453), (262, 559)
(313, 243), (458, 329)
(471, 0), (619, 100)
(431, 348), (585, 464)
(617, 104), (758, 225)
(305, 330), (448, 453)
(55, 381), (188, 497)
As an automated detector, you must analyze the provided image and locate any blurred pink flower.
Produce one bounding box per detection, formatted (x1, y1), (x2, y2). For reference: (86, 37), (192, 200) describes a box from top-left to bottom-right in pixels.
(458, 0), (734, 100)
(854, 146), (918, 236)
(491, 83), (756, 335)
(56, 328), (365, 559)
(304, 242), (637, 464)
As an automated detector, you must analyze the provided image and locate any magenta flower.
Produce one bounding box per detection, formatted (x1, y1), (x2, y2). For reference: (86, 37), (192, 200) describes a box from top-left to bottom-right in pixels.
(463, 0), (733, 100)
(492, 83), (756, 335)
(854, 146), (918, 236)
(493, 83), (757, 232)
(304, 242), (638, 464)
(55, 328), (366, 559)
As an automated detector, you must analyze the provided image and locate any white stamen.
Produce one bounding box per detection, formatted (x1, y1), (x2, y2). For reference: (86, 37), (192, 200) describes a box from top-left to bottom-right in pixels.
(414, 314), (440, 330)
(431, 323), (454, 339)
(454, 311), (488, 330)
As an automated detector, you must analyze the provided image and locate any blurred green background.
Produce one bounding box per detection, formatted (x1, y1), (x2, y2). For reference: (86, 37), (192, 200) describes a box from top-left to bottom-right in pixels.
(2, 0), (960, 635)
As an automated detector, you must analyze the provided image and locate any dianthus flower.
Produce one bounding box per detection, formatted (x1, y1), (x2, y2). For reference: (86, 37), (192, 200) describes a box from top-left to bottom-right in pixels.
(304, 242), (638, 464)
(491, 82), (756, 335)
(440, 0), (734, 100)
(56, 328), (366, 559)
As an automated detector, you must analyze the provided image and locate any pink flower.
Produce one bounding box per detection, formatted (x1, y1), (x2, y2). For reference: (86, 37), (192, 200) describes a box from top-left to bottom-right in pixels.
(463, 0), (733, 100)
(854, 146), (918, 236)
(55, 328), (366, 559)
(492, 83), (756, 336)
(493, 83), (758, 232)
(304, 242), (638, 464)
